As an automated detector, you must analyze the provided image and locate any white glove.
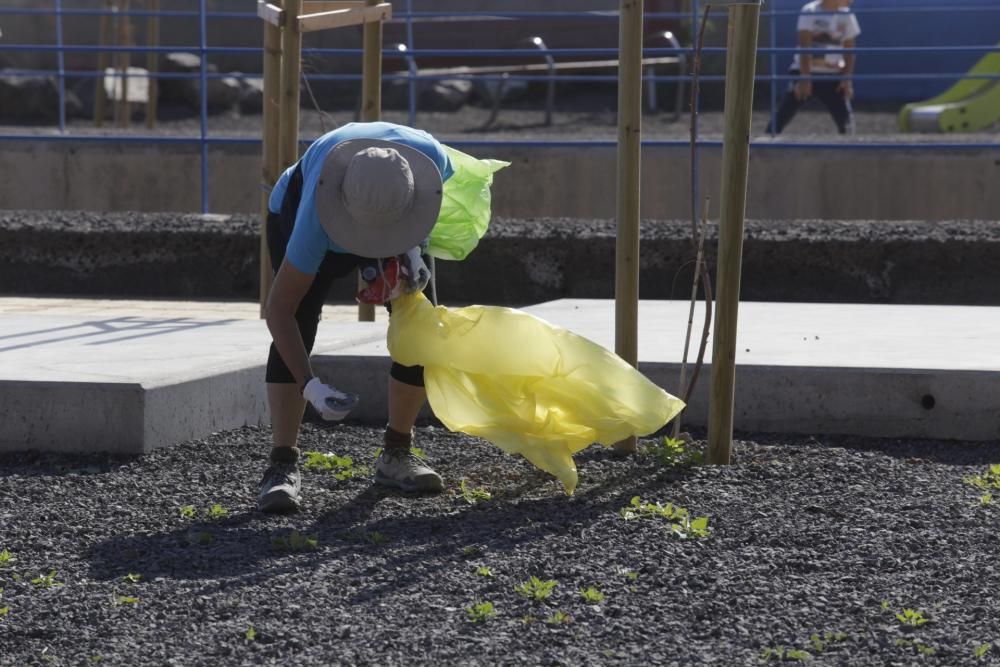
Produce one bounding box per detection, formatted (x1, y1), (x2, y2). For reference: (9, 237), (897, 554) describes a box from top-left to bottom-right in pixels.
(399, 246), (431, 294)
(302, 377), (359, 421)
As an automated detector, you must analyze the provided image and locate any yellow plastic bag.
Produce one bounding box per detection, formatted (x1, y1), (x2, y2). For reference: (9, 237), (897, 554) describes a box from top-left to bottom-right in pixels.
(387, 292), (685, 494)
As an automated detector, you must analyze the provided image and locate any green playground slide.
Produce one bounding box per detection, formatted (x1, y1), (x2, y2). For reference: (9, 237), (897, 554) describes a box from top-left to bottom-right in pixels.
(898, 42), (1000, 133)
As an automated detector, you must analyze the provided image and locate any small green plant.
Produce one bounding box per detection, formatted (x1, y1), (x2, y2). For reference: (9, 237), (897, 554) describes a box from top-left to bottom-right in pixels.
(245, 626), (257, 642)
(114, 595), (139, 606)
(459, 479), (492, 504)
(965, 464), (1000, 491)
(271, 530), (318, 552)
(475, 566), (494, 578)
(895, 608), (929, 627)
(31, 571), (63, 589)
(367, 531), (388, 546)
(179, 505), (197, 519)
(642, 436), (703, 467)
(895, 638), (936, 656)
(515, 576), (558, 603)
(759, 647), (812, 663)
(461, 545), (483, 558)
(465, 601), (496, 623)
(808, 631), (848, 653)
(981, 492), (993, 506)
(89, 656), (103, 664)
(0, 606), (9, 618)
(579, 586), (605, 604)
(0, 549), (15, 568)
(520, 614), (537, 625)
(619, 496), (711, 539)
(187, 530), (214, 545)
(123, 573), (142, 584)
(303, 451), (368, 480)
(207, 504), (229, 520)
(974, 643), (992, 660)
(545, 610), (572, 625)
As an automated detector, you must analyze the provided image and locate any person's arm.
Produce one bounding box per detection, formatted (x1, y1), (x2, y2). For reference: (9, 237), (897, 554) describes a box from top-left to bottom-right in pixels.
(796, 29), (813, 100)
(264, 258), (316, 390)
(838, 37), (856, 100)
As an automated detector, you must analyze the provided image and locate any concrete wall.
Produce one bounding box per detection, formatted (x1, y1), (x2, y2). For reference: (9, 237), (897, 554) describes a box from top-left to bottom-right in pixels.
(1, 139), (997, 221)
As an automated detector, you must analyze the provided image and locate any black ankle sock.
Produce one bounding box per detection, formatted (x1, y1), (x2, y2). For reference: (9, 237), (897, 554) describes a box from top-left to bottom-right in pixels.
(384, 426), (412, 451)
(270, 447), (300, 464)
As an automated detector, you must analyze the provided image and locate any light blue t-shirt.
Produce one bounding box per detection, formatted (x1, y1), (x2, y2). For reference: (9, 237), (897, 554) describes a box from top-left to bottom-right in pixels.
(268, 122), (454, 275)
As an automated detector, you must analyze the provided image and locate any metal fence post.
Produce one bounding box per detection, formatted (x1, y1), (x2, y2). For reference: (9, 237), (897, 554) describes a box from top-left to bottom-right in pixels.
(199, 0), (209, 213)
(55, 0), (66, 132)
(769, 0), (778, 136)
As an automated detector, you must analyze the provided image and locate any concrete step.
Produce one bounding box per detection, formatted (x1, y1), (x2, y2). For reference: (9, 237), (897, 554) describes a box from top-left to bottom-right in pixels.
(2, 297), (998, 454)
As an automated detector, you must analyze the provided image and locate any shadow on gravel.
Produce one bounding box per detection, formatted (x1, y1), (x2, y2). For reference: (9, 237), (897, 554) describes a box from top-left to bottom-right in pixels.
(0, 450), (139, 478)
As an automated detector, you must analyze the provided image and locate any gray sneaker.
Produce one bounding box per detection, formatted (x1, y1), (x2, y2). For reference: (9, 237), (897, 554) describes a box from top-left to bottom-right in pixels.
(374, 448), (444, 493)
(258, 452), (302, 513)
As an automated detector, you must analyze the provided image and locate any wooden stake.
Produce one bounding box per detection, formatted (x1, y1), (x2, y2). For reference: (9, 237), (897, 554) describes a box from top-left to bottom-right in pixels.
(278, 0), (303, 172)
(145, 0), (160, 129)
(613, 0), (643, 455)
(356, 0), (383, 323)
(260, 0), (284, 317)
(707, 3), (761, 465)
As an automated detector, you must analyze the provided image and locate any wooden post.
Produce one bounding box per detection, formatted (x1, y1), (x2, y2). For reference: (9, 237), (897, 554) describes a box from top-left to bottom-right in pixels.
(356, 0), (383, 323)
(707, 2), (761, 465)
(278, 0), (303, 172)
(145, 0), (160, 129)
(613, 0), (643, 455)
(260, 1), (283, 317)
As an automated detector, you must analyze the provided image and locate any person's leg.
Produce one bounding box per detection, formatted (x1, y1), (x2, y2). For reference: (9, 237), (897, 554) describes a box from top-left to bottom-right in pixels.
(814, 78), (852, 134)
(765, 74), (805, 134)
(388, 374), (427, 434)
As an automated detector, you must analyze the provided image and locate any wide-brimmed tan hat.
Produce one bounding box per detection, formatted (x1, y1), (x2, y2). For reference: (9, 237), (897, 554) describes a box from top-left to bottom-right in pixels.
(314, 138), (444, 258)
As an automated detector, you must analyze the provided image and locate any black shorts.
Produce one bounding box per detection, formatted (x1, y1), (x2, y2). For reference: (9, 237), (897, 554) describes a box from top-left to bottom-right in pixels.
(264, 164), (424, 387)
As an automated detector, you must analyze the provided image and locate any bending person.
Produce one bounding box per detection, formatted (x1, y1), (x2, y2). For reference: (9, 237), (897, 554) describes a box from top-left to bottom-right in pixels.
(259, 121), (453, 513)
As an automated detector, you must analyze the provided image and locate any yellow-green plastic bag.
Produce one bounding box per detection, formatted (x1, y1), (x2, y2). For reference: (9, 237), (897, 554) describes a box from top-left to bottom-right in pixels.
(387, 291), (685, 494)
(427, 145), (510, 261)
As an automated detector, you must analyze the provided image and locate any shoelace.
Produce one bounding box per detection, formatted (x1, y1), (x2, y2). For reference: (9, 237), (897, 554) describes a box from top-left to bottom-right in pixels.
(261, 463), (297, 488)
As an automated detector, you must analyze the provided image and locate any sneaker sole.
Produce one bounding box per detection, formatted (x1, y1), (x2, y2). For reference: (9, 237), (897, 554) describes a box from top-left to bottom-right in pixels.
(258, 491), (301, 513)
(373, 471), (443, 494)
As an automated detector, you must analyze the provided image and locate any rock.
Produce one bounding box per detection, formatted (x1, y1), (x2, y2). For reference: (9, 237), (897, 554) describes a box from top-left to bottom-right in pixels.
(237, 76), (264, 115)
(383, 78), (472, 112)
(0, 69), (82, 123)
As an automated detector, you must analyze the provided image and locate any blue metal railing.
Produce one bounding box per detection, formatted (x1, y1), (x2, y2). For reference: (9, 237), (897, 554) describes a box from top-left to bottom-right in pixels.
(0, 1), (998, 214)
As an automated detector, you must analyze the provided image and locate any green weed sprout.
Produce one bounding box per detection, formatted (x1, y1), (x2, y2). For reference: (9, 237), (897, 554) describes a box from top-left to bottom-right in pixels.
(0, 549), (15, 568)
(459, 479), (492, 504)
(965, 464), (1000, 491)
(114, 595), (139, 606)
(974, 643), (992, 661)
(642, 436), (703, 467)
(808, 631), (848, 653)
(207, 504), (229, 521)
(271, 530), (318, 552)
(545, 610), (572, 625)
(895, 608), (929, 627)
(466, 601), (497, 623)
(515, 576), (558, 603)
(475, 566), (494, 578)
(303, 451), (368, 480)
(245, 627), (257, 642)
(579, 586), (605, 604)
(31, 571), (63, 589)
(620, 496), (711, 539)
(179, 505), (196, 519)
(123, 573), (142, 584)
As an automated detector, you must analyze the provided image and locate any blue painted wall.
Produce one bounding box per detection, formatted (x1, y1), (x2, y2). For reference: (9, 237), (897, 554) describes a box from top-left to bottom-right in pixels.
(762, 0), (999, 102)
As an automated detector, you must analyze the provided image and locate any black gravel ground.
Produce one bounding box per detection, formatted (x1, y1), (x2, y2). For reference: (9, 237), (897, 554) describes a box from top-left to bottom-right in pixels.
(2, 423), (999, 666)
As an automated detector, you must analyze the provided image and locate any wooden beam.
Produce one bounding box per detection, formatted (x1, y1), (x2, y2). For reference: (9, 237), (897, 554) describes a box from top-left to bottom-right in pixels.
(407, 57), (679, 77)
(299, 3), (391, 33)
(278, 0), (302, 171)
(257, 0), (284, 27)
(707, 3), (761, 465)
(303, 0), (364, 11)
(613, 0), (643, 455)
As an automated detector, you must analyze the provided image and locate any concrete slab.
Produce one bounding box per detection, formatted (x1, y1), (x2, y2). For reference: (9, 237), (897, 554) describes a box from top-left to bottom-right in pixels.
(4, 297), (1000, 453)
(0, 307), (386, 453)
